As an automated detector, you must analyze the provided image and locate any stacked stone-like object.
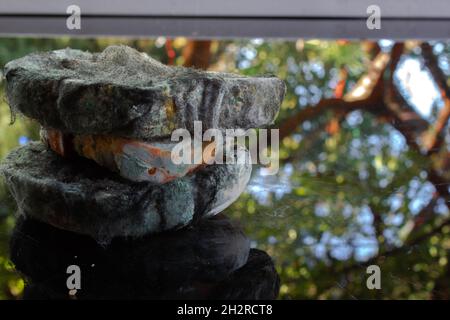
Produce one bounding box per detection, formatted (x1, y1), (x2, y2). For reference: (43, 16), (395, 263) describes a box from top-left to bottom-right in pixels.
(1, 46), (285, 299)
(11, 214), (280, 299)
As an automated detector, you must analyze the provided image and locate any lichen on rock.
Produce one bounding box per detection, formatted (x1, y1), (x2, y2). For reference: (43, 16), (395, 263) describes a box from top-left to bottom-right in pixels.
(0, 142), (251, 244)
(4, 45), (285, 140)
(1, 45), (284, 245)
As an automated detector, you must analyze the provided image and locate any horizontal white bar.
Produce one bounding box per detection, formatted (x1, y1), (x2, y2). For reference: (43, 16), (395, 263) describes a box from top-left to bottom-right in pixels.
(0, 16), (448, 39)
(0, 0), (449, 18)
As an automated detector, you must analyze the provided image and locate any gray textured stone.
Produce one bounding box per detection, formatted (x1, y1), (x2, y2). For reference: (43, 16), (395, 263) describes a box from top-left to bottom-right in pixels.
(0, 142), (251, 244)
(4, 45), (285, 140)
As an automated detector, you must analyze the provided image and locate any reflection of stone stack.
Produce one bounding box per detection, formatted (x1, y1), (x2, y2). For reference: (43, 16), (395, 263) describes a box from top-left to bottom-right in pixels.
(0, 46), (284, 299)
(11, 215), (280, 300)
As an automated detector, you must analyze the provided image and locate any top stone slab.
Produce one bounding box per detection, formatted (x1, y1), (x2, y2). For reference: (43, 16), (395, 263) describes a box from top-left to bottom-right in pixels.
(4, 45), (285, 140)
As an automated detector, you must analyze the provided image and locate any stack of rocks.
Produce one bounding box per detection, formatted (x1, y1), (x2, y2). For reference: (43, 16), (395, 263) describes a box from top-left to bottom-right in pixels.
(11, 214), (281, 299)
(0, 46), (285, 299)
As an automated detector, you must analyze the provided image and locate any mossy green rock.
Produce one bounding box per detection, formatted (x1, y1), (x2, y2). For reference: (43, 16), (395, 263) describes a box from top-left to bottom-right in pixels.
(0, 142), (251, 244)
(4, 45), (285, 140)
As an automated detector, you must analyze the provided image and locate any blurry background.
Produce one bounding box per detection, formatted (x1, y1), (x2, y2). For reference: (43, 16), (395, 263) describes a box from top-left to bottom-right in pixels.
(0, 38), (449, 299)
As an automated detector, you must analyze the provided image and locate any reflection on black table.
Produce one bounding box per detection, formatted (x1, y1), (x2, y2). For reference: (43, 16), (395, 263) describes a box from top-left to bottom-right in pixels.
(10, 214), (280, 300)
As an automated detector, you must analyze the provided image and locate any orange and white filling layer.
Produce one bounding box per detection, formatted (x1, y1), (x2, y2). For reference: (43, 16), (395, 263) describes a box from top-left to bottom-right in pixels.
(40, 128), (216, 184)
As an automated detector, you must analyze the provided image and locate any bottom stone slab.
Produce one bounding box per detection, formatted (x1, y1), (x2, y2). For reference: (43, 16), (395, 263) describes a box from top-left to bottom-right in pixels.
(0, 142), (251, 244)
(11, 215), (260, 299)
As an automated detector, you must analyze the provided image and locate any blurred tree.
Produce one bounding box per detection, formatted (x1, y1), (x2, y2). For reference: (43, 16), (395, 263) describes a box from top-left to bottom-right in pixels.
(182, 40), (212, 69)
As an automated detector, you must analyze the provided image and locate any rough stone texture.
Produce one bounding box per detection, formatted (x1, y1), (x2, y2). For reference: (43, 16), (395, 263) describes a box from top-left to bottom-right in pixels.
(5, 45), (285, 140)
(0, 142), (251, 244)
(11, 215), (252, 299)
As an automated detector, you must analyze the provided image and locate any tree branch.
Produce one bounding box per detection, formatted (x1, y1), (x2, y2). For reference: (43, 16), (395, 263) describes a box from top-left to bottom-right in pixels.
(421, 43), (450, 98)
(339, 217), (450, 275)
(279, 50), (392, 140)
(420, 43), (450, 153)
(182, 40), (212, 70)
(279, 98), (366, 140)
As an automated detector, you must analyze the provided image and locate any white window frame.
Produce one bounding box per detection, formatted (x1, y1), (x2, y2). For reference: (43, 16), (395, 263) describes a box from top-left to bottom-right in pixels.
(0, 0), (449, 38)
